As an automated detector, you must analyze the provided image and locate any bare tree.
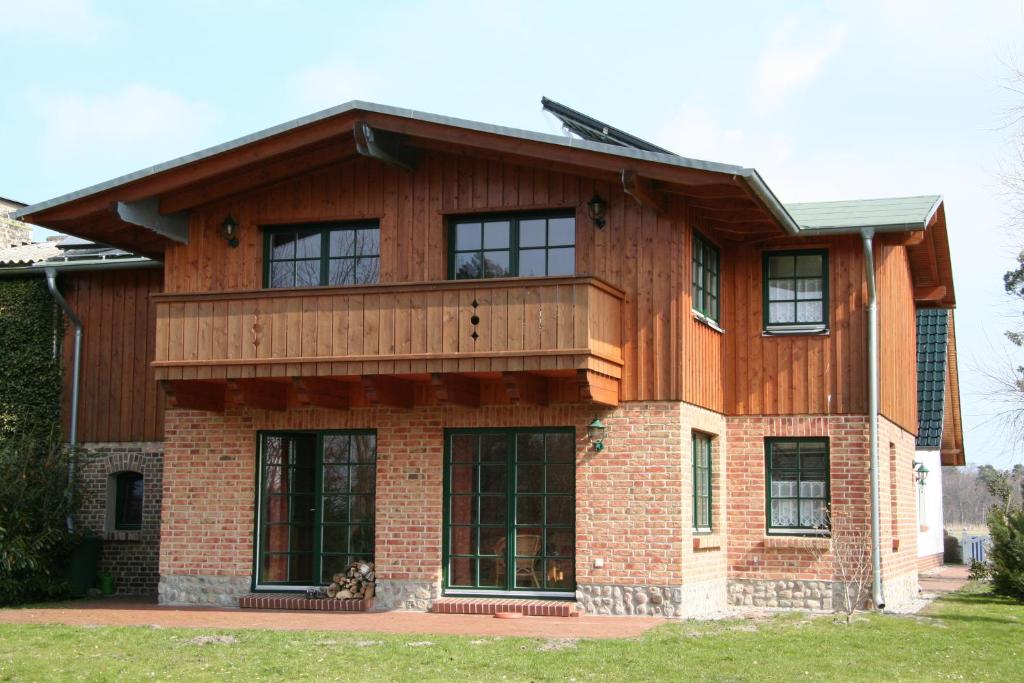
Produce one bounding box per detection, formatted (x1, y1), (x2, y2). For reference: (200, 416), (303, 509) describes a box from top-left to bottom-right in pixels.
(822, 507), (874, 624)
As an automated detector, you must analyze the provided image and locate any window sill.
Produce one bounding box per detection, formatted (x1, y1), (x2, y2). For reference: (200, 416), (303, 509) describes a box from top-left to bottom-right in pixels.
(763, 325), (829, 337)
(692, 310), (724, 334)
(763, 535), (831, 551)
(103, 530), (142, 543)
(693, 533), (722, 551)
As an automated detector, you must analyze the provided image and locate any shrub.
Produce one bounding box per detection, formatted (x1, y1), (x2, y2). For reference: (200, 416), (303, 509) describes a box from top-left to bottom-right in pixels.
(944, 531), (963, 564)
(968, 558), (992, 581)
(988, 505), (1024, 600)
(0, 432), (75, 605)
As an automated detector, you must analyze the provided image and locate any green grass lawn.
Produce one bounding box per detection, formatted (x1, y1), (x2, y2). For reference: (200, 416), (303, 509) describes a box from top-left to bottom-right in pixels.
(0, 583), (1021, 682)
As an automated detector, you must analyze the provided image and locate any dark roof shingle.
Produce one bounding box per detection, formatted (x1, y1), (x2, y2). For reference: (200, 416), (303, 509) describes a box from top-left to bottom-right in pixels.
(916, 309), (949, 448)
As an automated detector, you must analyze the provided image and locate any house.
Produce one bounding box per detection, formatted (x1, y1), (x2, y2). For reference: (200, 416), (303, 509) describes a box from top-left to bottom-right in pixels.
(914, 308), (964, 571)
(9, 99), (965, 616)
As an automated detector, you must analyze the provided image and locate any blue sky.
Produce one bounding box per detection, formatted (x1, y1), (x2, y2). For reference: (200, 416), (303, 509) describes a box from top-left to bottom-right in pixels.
(1, 1), (1022, 466)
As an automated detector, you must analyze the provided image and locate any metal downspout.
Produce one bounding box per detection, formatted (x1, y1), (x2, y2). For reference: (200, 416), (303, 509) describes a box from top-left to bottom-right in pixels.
(45, 268), (82, 532)
(861, 231), (885, 609)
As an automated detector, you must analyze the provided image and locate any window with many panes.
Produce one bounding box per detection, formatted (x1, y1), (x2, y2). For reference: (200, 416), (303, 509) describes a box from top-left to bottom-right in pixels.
(692, 233), (720, 323)
(763, 250), (828, 331)
(765, 438), (829, 534)
(264, 222), (380, 288)
(449, 213), (575, 280)
(692, 432), (712, 532)
(114, 472), (143, 531)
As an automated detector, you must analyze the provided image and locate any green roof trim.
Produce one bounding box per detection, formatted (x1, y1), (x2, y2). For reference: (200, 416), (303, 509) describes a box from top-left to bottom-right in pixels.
(916, 308), (949, 448)
(784, 195), (942, 231)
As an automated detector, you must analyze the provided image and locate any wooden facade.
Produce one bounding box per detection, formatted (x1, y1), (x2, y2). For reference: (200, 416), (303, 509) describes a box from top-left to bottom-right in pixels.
(60, 268), (164, 442)
(149, 148), (923, 432)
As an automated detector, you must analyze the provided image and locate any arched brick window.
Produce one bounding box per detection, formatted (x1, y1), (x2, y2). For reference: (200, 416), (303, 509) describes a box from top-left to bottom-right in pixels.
(111, 472), (143, 531)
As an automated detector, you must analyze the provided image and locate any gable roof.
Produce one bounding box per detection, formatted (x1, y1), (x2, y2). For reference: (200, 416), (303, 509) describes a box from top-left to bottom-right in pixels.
(916, 308), (949, 448)
(785, 195), (943, 232)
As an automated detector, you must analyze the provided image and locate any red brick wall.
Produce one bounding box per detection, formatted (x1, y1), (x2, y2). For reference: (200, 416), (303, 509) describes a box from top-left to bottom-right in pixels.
(725, 414), (917, 587)
(160, 401), (695, 588)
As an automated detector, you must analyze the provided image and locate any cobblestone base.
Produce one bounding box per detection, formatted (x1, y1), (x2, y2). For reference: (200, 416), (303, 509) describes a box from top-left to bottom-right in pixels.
(727, 579), (835, 611)
(371, 580), (440, 611)
(882, 571), (920, 612)
(576, 584), (683, 617)
(158, 575), (252, 606)
(678, 579), (728, 618)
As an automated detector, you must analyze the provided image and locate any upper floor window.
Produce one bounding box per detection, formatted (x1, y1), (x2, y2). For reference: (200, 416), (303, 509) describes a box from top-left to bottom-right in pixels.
(763, 250), (828, 333)
(765, 438), (829, 535)
(449, 212), (575, 280)
(114, 471), (144, 531)
(692, 233), (720, 323)
(692, 432), (713, 533)
(264, 222), (380, 288)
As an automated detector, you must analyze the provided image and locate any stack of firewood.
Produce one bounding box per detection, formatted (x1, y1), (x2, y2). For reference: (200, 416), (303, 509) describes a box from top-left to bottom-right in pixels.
(324, 561), (375, 600)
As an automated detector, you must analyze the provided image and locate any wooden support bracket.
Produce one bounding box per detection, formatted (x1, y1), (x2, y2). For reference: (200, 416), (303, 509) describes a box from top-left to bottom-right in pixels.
(431, 373), (481, 407)
(354, 121), (417, 172)
(621, 169), (666, 213)
(502, 372), (549, 406)
(293, 377), (351, 410)
(577, 370), (619, 406)
(160, 380), (225, 413)
(913, 285), (947, 303)
(361, 376), (416, 409)
(227, 379), (288, 411)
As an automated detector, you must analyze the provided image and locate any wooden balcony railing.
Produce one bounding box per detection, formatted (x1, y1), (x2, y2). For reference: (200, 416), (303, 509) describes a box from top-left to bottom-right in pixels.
(152, 276), (624, 388)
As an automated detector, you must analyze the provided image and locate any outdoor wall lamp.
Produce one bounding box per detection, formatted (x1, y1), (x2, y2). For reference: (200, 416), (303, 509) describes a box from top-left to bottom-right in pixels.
(220, 215), (240, 248)
(913, 461), (930, 486)
(586, 193), (607, 229)
(587, 417), (607, 452)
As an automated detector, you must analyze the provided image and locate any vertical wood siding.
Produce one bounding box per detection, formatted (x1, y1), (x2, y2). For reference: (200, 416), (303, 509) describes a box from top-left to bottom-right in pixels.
(877, 244), (918, 432)
(62, 268), (164, 442)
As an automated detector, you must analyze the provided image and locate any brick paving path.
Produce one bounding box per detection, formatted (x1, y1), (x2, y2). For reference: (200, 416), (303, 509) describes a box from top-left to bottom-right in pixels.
(0, 597), (662, 639)
(918, 564), (970, 594)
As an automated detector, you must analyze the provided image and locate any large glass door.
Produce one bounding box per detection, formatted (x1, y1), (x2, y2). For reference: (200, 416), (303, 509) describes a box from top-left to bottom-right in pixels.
(256, 431), (376, 589)
(443, 428), (575, 596)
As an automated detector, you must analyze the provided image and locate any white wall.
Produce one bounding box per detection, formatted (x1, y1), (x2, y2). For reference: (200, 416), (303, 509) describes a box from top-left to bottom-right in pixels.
(916, 450), (945, 559)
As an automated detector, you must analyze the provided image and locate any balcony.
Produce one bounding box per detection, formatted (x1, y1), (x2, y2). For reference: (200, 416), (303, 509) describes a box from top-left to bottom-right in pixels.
(153, 276), (624, 411)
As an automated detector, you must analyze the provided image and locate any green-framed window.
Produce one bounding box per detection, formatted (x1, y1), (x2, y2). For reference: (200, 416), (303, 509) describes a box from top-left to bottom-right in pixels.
(692, 432), (712, 532)
(263, 222), (380, 288)
(448, 212), (575, 280)
(255, 431), (376, 588)
(692, 233), (720, 322)
(443, 428), (575, 595)
(765, 438), (829, 535)
(763, 250), (828, 331)
(114, 471), (143, 531)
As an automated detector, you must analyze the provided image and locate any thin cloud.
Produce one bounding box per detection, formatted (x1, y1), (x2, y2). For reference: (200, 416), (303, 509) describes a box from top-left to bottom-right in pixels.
(0, 0), (111, 42)
(753, 18), (848, 113)
(291, 58), (380, 113)
(31, 84), (219, 173)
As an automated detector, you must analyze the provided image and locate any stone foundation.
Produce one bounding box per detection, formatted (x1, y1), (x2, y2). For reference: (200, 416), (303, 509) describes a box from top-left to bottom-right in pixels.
(882, 571), (920, 612)
(372, 579), (441, 611)
(576, 584), (683, 617)
(678, 579), (728, 617)
(727, 579), (835, 611)
(158, 574), (251, 606)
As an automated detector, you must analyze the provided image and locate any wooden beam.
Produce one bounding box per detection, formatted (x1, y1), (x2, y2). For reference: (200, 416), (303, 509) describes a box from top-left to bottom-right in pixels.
(621, 169), (666, 213)
(577, 370), (619, 406)
(361, 376), (416, 409)
(431, 373), (481, 407)
(682, 198), (760, 212)
(227, 379), (288, 411)
(293, 377), (351, 410)
(159, 138), (358, 213)
(160, 380), (225, 413)
(502, 372), (549, 406)
(879, 230), (926, 247)
(691, 207), (771, 223)
(660, 182), (747, 200)
(354, 121), (417, 172)
(914, 285), (947, 303)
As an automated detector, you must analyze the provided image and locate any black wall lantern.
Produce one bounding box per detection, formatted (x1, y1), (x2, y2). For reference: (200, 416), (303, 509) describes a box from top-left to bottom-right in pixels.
(587, 193), (607, 229)
(221, 215), (239, 248)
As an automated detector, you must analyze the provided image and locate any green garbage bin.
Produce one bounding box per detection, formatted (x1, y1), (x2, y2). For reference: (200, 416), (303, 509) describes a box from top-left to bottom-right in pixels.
(65, 536), (101, 597)
(98, 571), (115, 596)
